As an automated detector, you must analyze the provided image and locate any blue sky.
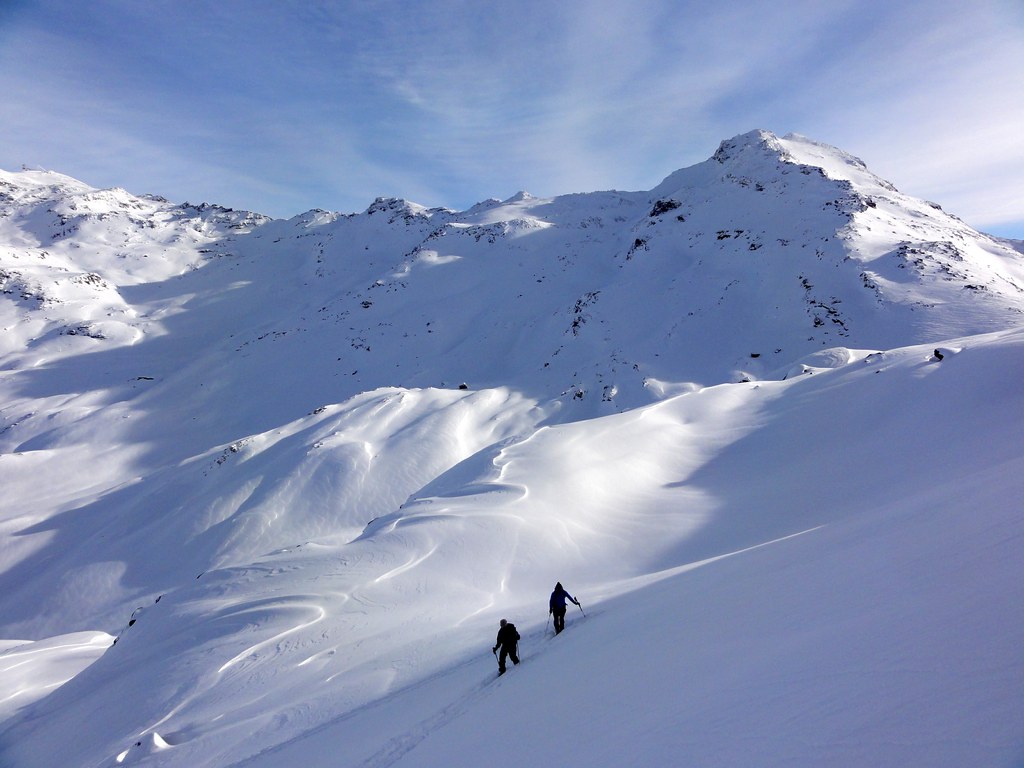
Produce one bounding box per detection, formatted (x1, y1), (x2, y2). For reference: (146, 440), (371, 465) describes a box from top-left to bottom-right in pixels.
(1, 0), (1022, 237)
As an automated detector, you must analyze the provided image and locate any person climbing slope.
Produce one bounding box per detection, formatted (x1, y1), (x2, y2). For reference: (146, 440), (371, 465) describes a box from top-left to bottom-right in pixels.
(492, 618), (520, 675)
(549, 582), (580, 635)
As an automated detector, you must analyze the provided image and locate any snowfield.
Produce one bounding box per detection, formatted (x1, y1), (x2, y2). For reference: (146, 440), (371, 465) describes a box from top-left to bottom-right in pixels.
(0, 131), (1022, 767)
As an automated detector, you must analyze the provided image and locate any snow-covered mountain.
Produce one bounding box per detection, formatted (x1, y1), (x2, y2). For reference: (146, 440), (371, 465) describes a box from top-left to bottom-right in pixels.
(1, 130), (1022, 767)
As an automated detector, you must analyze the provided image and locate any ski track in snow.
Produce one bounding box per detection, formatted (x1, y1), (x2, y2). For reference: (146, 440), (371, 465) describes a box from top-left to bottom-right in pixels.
(354, 677), (494, 768)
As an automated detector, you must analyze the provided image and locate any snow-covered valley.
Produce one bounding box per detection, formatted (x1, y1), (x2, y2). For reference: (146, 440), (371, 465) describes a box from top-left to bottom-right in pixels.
(0, 130), (1022, 767)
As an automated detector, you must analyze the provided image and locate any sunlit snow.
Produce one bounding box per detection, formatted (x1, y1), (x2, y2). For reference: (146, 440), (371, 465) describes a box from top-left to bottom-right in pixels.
(0, 131), (1022, 767)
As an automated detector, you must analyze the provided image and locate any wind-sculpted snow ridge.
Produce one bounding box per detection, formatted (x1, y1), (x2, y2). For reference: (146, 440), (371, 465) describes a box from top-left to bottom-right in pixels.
(0, 132), (1023, 767)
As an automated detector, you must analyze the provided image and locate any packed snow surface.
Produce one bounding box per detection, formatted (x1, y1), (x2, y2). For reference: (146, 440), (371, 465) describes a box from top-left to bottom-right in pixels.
(0, 131), (1022, 767)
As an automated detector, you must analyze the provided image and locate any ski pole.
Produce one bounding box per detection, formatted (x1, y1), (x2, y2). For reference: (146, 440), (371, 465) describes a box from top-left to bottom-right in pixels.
(577, 601), (586, 617)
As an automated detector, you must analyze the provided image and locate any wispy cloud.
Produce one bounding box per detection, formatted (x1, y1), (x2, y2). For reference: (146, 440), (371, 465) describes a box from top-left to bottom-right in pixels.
(0, 0), (1020, 233)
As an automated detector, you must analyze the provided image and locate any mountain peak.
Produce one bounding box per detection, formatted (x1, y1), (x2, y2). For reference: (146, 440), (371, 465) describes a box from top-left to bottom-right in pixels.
(652, 128), (897, 199)
(710, 128), (783, 164)
(503, 190), (535, 204)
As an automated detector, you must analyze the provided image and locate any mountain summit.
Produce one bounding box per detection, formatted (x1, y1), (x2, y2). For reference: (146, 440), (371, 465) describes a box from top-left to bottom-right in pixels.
(1, 132), (1022, 767)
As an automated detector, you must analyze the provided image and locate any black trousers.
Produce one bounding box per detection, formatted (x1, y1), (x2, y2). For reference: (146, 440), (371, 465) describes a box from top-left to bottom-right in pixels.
(552, 608), (566, 633)
(498, 643), (519, 673)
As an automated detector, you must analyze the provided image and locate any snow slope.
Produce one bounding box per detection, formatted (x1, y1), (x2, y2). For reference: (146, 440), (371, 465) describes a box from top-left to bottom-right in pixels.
(0, 131), (1022, 767)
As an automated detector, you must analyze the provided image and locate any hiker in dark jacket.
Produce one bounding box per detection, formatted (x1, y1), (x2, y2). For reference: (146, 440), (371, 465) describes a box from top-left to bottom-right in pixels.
(492, 619), (520, 675)
(549, 582), (580, 634)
